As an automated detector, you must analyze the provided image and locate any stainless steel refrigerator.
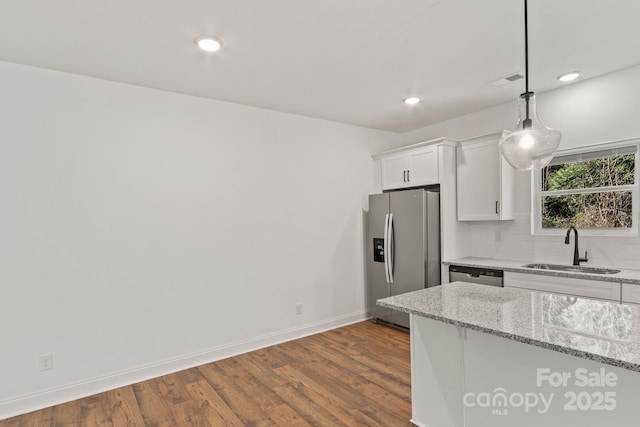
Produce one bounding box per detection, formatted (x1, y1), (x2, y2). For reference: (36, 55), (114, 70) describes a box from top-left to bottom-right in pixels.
(366, 189), (440, 328)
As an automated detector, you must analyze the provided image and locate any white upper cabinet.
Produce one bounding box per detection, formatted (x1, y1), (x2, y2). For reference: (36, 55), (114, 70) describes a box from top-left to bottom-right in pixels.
(457, 134), (515, 221)
(407, 146), (439, 186)
(381, 154), (408, 190)
(380, 145), (439, 190)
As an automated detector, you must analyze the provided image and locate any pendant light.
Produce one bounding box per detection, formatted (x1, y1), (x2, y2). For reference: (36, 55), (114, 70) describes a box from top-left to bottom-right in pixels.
(499, 0), (561, 171)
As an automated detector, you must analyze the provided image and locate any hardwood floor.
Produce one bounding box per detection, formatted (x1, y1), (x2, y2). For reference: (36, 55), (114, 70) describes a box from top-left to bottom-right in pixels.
(1, 321), (412, 426)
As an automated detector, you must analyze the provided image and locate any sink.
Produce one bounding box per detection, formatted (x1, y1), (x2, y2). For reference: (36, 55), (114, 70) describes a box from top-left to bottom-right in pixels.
(521, 263), (621, 275)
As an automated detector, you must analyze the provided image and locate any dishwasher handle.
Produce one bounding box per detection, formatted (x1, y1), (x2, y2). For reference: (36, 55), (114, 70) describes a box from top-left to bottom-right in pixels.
(448, 265), (503, 278)
(448, 265), (504, 287)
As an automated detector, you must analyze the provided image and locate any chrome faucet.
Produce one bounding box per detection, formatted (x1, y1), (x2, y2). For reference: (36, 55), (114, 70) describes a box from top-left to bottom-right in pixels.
(564, 226), (588, 266)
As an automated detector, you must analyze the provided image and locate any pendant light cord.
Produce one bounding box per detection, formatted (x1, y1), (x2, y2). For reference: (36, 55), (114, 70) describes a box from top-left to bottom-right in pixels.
(524, 0), (529, 93)
(523, 0), (532, 128)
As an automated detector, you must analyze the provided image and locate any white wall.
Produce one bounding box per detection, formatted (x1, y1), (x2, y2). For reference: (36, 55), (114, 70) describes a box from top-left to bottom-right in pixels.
(0, 60), (400, 418)
(5, 53), (639, 421)
(402, 64), (640, 268)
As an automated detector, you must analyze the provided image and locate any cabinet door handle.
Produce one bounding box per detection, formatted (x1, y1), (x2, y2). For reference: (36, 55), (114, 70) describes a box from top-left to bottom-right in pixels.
(407, 170), (410, 182)
(403, 170), (407, 182)
(495, 201), (499, 214)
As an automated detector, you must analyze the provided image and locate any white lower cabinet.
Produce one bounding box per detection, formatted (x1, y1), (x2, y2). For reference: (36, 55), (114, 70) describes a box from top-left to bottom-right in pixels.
(504, 272), (621, 302)
(622, 283), (640, 304)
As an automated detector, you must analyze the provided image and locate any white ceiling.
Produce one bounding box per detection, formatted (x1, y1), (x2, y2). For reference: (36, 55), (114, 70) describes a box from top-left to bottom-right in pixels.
(0, 0), (639, 133)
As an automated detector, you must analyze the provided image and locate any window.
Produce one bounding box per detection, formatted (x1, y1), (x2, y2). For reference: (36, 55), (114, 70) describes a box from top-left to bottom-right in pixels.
(532, 141), (639, 236)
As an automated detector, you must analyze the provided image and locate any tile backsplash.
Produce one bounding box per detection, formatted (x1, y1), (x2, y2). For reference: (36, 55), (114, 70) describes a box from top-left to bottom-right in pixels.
(469, 213), (640, 269)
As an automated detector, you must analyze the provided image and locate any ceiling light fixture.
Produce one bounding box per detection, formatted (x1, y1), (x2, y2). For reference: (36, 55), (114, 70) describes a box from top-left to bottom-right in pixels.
(404, 97), (421, 105)
(558, 71), (580, 82)
(499, 0), (561, 171)
(195, 35), (223, 52)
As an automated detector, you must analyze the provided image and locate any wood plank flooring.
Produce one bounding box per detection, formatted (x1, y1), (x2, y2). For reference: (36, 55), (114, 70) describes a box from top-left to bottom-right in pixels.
(1, 321), (412, 426)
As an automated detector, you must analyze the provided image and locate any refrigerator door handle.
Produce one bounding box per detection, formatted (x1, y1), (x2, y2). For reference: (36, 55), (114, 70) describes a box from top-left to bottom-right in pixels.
(388, 213), (394, 284)
(383, 213), (390, 283)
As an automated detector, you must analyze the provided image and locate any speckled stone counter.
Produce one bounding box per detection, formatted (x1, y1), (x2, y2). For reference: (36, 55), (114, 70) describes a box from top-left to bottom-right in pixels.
(377, 282), (640, 372)
(443, 257), (640, 284)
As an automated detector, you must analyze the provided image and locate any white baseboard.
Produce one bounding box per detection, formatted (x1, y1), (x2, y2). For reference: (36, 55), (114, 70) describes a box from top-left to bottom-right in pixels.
(0, 311), (368, 420)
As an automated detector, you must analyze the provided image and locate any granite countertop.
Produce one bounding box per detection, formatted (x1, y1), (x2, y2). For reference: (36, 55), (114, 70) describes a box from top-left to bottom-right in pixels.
(377, 282), (640, 372)
(444, 256), (640, 285)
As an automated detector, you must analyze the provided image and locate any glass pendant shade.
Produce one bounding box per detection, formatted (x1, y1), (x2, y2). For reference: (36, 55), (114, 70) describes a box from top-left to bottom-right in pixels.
(499, 92), (561, 171)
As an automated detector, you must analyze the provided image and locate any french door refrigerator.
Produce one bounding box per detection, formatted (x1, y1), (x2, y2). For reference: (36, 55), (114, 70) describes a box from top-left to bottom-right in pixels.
(366, 189), (440, 328)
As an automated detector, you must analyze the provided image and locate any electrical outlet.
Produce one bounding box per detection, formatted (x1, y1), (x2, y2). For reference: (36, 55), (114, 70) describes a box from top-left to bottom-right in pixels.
(295, 303), (303, 315)
(39, 354), (53, 371)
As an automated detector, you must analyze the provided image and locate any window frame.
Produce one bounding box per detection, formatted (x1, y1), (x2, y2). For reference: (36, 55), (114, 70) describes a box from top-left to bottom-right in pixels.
(531, 138), (640, 237)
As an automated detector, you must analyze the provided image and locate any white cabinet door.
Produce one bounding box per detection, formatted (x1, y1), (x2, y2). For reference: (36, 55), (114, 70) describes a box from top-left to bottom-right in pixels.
(457, 136), (514, 221)
(622, 283), (640, 304)
(407, 146), (439, 186)
(381, 154), (408, 190)
(381, 146), (440, 190)
(504, 272), (621, 301)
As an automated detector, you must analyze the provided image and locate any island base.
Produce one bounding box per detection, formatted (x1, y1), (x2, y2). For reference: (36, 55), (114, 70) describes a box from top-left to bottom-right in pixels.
(410, 315), (640, 427)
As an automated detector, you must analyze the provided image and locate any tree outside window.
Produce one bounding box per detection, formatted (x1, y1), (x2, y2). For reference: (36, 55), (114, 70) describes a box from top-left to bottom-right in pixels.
(533, 143), (638, 236)
(542, 154), (634, 228)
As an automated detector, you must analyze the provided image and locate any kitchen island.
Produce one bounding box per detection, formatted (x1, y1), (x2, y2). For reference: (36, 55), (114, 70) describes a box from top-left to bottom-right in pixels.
(377, 282), (640, 427)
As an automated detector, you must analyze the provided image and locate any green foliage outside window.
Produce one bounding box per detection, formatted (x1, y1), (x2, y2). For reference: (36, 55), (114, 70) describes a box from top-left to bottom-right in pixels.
(541, 154), (634, 228)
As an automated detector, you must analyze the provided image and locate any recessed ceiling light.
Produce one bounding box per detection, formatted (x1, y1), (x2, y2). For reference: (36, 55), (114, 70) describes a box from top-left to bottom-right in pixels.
(404, 97), (421, 105)
(558, 71), (580, 82)
(195, 36), (223, 52)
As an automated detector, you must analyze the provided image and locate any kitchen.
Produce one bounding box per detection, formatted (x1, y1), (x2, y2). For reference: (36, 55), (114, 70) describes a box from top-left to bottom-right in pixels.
(1, 0), (640, 426)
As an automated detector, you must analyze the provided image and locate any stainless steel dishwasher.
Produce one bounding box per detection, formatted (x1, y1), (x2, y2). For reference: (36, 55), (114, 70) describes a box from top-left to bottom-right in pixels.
(448, 265), (504, 287)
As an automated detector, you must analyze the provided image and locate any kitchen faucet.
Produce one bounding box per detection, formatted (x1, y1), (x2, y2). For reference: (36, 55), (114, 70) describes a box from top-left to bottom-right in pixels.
(564, 226), (588, 266)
